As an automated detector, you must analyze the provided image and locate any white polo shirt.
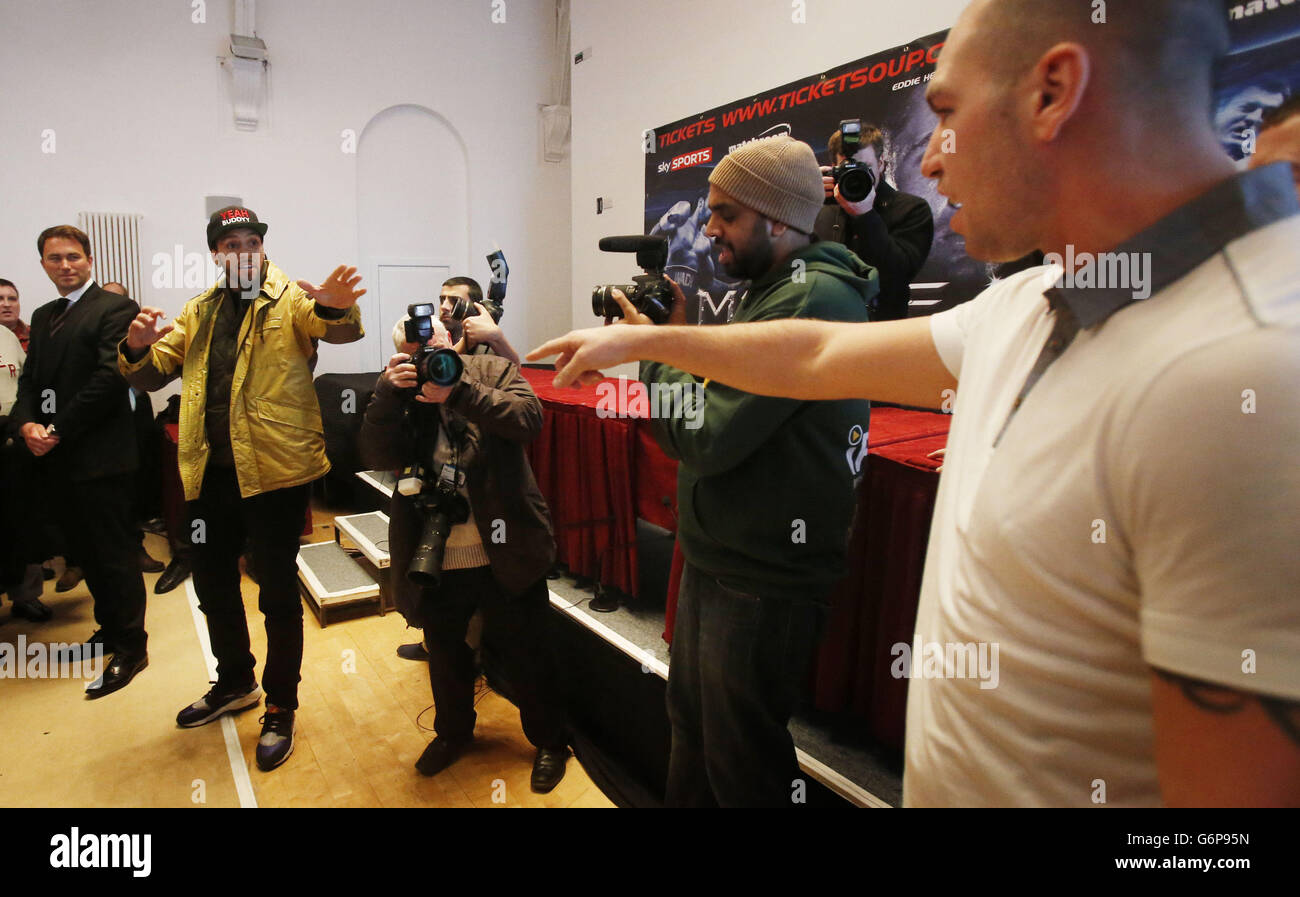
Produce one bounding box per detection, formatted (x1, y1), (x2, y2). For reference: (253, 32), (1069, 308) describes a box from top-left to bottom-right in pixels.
(904, 165), (1300, 807)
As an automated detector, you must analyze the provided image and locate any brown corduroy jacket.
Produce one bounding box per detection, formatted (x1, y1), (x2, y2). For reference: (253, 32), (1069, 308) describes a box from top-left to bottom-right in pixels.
(359, 354), (555, 626)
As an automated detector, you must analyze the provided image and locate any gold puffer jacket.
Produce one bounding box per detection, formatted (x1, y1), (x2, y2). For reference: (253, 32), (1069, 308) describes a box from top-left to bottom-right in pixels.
(119, 260), (363, 499)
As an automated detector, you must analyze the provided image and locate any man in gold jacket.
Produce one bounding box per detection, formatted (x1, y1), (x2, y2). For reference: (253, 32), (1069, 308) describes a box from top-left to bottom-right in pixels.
(119, 206), (364, 771)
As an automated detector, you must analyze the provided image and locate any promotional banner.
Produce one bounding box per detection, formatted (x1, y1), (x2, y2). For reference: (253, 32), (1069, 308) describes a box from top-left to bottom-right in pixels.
(1216, 0), (1300, 162)
(642, 31), (960, 324)
(643, 2), (1300, 325)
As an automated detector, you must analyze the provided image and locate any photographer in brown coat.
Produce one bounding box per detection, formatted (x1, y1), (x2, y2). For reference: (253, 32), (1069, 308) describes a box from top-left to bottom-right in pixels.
(360, 314), (568, 792)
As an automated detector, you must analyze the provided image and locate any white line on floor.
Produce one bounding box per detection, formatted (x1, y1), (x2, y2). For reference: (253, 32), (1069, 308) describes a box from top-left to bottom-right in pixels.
(185, 578), (258, 809)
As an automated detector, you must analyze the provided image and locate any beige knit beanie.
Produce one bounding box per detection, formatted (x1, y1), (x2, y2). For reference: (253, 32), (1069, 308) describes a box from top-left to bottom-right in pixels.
(708, 134), (825, 234)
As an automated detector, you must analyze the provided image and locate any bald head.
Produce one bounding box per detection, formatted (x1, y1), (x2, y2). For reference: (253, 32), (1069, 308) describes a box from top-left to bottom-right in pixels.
(965, 0), (1227, 115)
(921, 0), (1239, 263)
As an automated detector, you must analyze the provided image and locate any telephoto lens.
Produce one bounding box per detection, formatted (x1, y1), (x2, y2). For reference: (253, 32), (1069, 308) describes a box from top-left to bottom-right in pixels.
(407, 487), (470, 589)
(408, 505), (454, 588)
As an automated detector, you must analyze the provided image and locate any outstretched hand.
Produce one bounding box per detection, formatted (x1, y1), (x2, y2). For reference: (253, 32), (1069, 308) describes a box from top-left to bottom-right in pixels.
(297, 265), (366, 308)
(527, 326), (642, 389)
(127, 307), (175, 351)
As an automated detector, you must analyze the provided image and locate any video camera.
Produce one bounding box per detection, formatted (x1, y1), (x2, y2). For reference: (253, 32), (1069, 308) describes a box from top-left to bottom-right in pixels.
(829, 119), (877, 203)
(405, 303), (464, 387)
(591, 235), (674, 324)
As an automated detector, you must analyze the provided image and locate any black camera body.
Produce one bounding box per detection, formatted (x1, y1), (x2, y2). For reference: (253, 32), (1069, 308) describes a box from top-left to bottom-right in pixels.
(405, 303), (464, 387)
(399, 465), (471, 590)
(592, 235), (674, 325)
(444, 248), (510, 323)
(830, 118), (877, 204)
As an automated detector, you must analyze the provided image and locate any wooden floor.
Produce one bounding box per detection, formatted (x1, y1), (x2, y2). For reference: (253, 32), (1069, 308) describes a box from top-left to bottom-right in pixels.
(0, 512), (614, 809)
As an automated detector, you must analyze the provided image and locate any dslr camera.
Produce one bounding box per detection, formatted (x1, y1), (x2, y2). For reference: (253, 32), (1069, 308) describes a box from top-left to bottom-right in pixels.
(829, 119), (877, 204)
(444, 248), (509, 323)
(591, 235), (674, 325)
(404, 303), (464, 387)
(397, 463), (470, 590)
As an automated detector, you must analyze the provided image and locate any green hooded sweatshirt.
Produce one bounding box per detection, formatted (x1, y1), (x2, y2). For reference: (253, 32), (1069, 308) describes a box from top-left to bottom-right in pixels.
(641, 240), (877, 602)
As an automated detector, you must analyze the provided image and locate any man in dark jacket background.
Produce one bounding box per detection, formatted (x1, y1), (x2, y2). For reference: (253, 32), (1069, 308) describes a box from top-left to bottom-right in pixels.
(360, 314), (569, 793)
(816, 121), (934, 321)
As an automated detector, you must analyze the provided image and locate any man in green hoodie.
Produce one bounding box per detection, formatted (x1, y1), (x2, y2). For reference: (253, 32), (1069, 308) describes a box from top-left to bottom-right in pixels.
(613, 134), (876, 806)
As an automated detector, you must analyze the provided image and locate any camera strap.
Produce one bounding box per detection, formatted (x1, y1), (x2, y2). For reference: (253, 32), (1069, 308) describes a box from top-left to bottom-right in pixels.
(429, 407), (468, 491)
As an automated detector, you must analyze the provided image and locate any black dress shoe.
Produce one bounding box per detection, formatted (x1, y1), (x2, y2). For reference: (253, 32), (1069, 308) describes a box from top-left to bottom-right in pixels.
(415, 735), (472, 777)
(138, 548), (165, 574)
(396, 641), (430, 662)
(59, 629), (111, 657)
(10, 597), (53, 622)
(530, 745), (570, 793)
(55, 567), (84, 593)
(85, 652), (148, 699)
(154, 557), (192, 594)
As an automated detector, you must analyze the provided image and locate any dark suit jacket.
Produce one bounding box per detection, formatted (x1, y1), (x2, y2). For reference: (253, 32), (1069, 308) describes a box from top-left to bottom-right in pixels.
(11, 282), (140, 482)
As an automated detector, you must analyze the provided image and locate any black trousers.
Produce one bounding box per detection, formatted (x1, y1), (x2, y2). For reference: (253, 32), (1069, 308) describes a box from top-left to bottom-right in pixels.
(48, 472), (148, 656)
(421, 568), (566, 750)
(665, 562), (828, 807)
(188, 465), (309, 710)
(0, 443), (41, 598)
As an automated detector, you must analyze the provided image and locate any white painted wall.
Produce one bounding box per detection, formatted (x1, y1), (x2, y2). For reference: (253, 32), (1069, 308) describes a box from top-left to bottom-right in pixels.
(569, 0), (968, 367)
(0, 0), (571, 397)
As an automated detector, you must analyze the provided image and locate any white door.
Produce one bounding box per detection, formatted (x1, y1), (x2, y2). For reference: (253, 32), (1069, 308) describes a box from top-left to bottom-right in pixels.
(357, 103), (470, 373)
(376, 263), (449, 368)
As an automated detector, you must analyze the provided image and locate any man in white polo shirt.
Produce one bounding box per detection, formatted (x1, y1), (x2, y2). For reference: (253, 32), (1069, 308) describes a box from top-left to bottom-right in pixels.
(530, 0), (1300, 806)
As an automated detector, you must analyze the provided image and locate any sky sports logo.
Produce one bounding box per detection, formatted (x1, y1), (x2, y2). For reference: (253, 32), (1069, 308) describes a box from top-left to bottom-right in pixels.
(49, 828), (151, 877)
(657, 147), (713, 175)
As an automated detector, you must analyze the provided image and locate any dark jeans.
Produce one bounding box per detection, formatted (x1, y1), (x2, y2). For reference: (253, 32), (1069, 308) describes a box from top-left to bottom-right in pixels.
(665, 562), (829, 807)
(188, 465), (309, 710)
(421, 568), (566, 749)
(49, 473), (148, 656)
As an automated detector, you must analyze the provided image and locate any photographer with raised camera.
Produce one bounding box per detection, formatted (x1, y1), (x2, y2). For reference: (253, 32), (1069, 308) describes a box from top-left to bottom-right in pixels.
(595, 134), (875, 807)
(437, 262), (517, 363)
(360, 308), (569, 792)
(817, 120), (934, 321)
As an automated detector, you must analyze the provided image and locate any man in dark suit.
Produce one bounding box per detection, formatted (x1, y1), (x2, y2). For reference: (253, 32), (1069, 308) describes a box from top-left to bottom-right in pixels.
(12, 225), (148, 698)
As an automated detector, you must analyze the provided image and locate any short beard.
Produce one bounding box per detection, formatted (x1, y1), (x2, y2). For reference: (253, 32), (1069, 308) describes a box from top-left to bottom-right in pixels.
(723, 219), (775, 281)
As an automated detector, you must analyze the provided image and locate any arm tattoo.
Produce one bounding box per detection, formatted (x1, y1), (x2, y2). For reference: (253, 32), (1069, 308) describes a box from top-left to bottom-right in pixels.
(1153, 667), (1300, 748)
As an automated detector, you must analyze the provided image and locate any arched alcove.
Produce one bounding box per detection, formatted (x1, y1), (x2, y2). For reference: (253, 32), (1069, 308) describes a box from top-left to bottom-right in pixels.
(356, 103), (470, 368)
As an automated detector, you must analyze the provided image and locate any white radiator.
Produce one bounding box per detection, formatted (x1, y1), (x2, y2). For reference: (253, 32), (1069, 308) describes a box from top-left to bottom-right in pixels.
(77, 212), (143, 301)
